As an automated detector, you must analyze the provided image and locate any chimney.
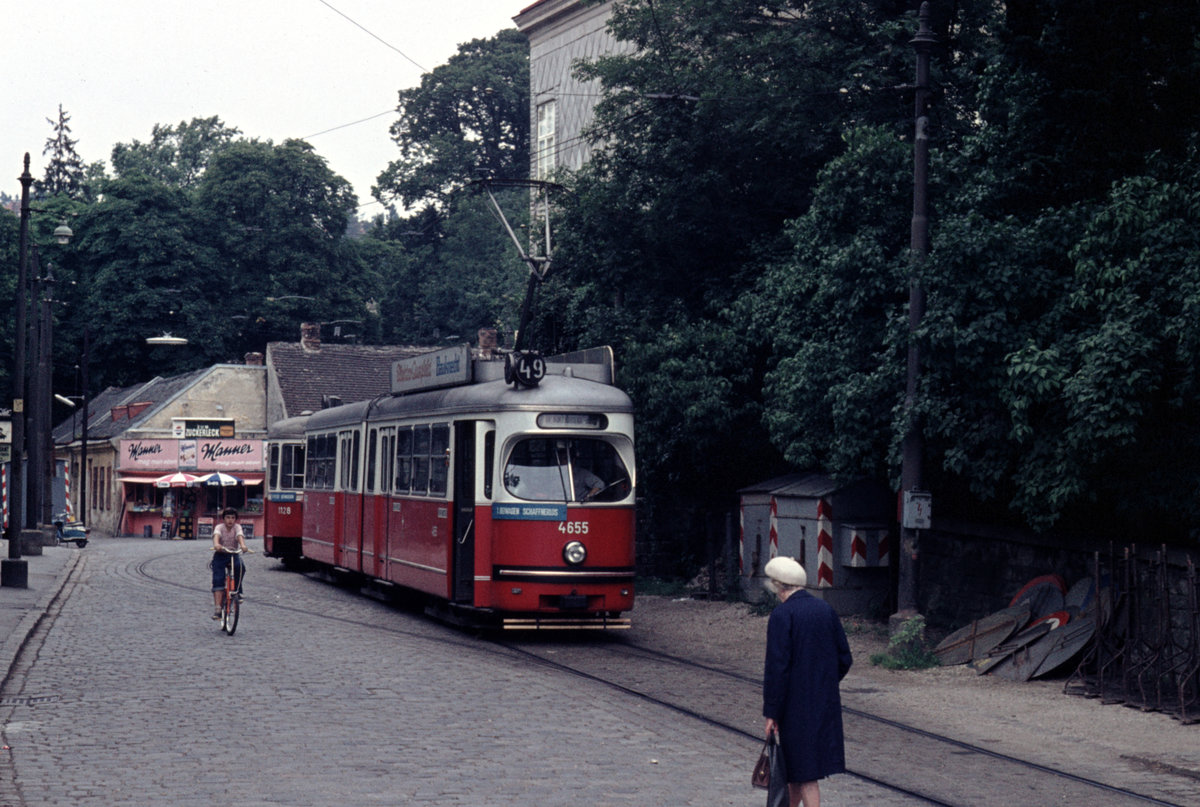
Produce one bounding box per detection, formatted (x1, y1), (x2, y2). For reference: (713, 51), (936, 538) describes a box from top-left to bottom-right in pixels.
(300, 322), (321, 352)
(244, 352), (264, 366)
(477, 327), (499, 359)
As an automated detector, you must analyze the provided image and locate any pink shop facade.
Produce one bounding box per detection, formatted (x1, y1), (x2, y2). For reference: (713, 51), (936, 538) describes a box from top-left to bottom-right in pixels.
(117, 438), (265, 539)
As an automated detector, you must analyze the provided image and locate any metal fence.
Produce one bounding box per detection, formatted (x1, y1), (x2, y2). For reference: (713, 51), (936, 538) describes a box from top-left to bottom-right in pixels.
(1066, 545), (1199, 723)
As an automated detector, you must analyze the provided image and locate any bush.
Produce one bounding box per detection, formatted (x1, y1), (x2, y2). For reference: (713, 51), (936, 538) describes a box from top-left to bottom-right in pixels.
(870, 615), (940, 670)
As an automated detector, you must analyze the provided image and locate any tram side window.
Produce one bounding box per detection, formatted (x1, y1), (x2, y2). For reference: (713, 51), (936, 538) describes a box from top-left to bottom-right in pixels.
(411, 425), (431, 495)
(280, 443), (305, 490)
(394, 428), (412, 493)
(366, 428), (378, 493)
(339, 434), (351, 490)
(484, 431), (495, 499)
(339, 431), (360, 492)
(321, 433), (335, 489)
(305, 434), (334, 490)
(305, 438), (315, 487)
(380, 428), (395, 493)
(273, 443), (305, 491)
(430, 424), (450, 496)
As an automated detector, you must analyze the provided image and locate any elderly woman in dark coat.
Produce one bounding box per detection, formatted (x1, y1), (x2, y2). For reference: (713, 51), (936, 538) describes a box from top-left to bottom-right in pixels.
(762, 556), (853, 807)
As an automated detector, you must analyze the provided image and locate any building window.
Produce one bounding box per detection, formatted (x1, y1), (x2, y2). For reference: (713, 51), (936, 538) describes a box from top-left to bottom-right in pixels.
(536, 101), (556, 180)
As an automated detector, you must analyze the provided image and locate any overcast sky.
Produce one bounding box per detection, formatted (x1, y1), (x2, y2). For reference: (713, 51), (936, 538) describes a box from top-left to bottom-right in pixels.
(3, 0), (523, 213)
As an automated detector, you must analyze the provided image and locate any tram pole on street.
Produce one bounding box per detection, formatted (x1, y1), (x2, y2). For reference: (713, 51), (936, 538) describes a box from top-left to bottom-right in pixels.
(893, 3), (937, 631)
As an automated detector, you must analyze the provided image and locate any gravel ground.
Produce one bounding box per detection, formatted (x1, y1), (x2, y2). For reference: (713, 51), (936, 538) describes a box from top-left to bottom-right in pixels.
(627, 593), (1200, 802)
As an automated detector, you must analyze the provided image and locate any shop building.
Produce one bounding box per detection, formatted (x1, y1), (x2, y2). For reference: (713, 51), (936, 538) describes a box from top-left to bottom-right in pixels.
(54, 361), (267, 538)
(54, 324), (435, 538)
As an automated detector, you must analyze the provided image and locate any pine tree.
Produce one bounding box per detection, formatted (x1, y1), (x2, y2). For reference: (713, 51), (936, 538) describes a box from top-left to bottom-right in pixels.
(40, 104), (86, 198)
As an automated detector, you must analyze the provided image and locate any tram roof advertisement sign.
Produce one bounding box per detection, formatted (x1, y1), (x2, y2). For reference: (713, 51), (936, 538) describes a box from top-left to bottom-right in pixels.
(391, 345), (472, 394)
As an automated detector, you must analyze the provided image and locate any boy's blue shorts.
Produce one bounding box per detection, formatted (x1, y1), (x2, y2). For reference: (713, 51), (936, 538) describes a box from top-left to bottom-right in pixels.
(211, 553), (245, 592)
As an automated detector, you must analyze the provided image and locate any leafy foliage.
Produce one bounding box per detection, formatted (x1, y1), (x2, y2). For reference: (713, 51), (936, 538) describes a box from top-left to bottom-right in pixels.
(375, 29), (529, 209)
(547, 0), (1200, 548)
(110, 117), (242, 189)
(40, 105), (88, 200)
(870, 615), (939, 669)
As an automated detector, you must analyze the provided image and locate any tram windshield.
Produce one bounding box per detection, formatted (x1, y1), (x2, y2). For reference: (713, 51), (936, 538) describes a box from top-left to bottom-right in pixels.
(504, 437), (631, 503)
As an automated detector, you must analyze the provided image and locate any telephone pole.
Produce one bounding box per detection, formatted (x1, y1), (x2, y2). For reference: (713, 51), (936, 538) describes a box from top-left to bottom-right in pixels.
(894, 3), (937, 627)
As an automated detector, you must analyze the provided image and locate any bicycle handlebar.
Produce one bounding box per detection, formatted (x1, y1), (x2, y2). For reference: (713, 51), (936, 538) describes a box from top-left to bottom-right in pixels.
(211, 546), (254, 554)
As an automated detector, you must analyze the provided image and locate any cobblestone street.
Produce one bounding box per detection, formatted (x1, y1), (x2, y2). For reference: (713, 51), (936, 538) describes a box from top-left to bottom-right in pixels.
(0, 539), (773, 806)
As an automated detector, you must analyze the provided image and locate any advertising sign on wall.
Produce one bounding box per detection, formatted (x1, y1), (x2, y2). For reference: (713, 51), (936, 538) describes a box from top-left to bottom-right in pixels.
(172, 418), (235, 438)
(119, 439), (264, 472)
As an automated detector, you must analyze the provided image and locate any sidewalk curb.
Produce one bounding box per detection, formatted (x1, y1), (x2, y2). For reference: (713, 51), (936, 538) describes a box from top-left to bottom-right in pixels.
(0, 550), (83, 687)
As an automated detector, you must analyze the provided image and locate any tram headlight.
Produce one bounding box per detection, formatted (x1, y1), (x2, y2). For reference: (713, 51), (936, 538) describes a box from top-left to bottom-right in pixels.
(562, 540), (587, 566)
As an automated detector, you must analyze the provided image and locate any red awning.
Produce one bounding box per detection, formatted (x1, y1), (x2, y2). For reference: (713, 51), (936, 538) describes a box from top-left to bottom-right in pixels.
(118, 473), (169, 484)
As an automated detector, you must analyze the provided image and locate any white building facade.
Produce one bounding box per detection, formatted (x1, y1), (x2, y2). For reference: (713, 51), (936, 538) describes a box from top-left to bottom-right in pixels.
(514, 0), (632, 178)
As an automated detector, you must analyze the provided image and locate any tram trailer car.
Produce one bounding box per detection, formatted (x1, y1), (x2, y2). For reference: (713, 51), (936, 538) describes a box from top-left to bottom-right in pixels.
(264, 414), (309, 566)
(299, 346), (637, 629)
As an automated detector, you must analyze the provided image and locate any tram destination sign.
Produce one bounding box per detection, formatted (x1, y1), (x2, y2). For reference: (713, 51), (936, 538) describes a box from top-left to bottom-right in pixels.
(391, 345), (472, 394)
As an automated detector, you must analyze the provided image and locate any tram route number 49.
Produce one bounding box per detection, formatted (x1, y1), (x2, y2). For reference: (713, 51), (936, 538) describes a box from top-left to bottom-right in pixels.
(559, 521), (589, 535)
(505, 351), (546, 388)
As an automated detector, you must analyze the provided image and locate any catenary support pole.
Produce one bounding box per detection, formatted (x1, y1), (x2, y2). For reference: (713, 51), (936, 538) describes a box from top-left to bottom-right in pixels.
(894, 3), (937, 626)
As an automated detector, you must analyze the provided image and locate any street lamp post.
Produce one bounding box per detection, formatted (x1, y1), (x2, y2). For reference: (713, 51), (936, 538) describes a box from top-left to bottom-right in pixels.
(4, 156), (34, 588)
(4, 155), (75, 588)
(34, 250), (57, 527)
(79, 327), (90, 525)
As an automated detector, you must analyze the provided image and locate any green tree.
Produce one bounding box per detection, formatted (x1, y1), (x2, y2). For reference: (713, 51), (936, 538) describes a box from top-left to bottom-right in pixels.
(741, 126), (912, 483)
(370, 28), (533, 347)
(193, 138), (365, 354)
(40, 105), (88, 199)
(991, 0), (1200, 208)
(375, 29), (529, 209)
(74, 175), (221, 386)
(541, 0), (966, 558)
(373, 190), (528, 345)
(111, 116), (242, 188)
(998, 139), (1200, 534)
(0, 209), (20, 400)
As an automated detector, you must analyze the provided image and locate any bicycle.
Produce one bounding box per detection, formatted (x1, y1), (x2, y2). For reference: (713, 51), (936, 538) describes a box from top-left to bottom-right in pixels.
(212, 546), (251, 635)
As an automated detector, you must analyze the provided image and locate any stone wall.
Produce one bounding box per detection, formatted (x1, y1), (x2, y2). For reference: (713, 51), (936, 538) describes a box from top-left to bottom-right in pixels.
(918, 518), (1197, 633)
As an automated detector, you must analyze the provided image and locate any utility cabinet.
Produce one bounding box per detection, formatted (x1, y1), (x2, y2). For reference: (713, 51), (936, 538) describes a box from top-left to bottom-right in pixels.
(739, 472), (893, 615)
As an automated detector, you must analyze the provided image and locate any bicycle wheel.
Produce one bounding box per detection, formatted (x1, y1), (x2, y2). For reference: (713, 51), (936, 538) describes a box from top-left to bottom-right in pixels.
(224, 595), (239, 635)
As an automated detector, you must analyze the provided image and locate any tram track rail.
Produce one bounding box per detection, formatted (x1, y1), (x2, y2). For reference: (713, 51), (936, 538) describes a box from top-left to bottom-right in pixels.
(125, 550), (1190, 807)
(570, 639), (1191, 807)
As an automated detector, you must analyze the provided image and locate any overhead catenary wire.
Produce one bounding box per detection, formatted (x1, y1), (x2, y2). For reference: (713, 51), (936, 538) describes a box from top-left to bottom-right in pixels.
(315, 0), (427, 73)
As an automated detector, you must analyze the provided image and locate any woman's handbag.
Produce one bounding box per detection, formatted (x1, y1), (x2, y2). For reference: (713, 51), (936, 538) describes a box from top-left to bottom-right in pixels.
(752, 733), (788, 807)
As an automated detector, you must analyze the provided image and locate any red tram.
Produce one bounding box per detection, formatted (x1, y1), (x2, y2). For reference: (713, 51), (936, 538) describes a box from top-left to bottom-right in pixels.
(263, 414), (308, 565)
(282, 346), (636, 629)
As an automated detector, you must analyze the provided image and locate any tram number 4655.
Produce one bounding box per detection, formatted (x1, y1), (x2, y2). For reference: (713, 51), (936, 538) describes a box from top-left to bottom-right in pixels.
(558, 521), (589, 535)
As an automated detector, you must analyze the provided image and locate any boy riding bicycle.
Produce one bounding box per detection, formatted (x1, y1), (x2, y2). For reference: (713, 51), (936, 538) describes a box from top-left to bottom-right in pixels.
(211, 507), (250, 619)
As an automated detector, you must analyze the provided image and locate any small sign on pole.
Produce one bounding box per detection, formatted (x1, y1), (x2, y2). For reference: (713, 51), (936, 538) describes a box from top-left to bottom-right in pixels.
(0, 419), (11, 444)
(902, 490), (932, 530)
